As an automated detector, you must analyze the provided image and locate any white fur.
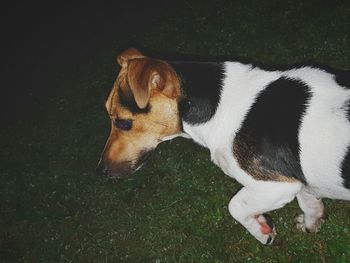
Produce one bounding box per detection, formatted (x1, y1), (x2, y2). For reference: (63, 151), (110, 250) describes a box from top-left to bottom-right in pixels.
(284, 68), (350, 200)
(295, 187), (325, 232)
(177, 62), (350, 243)
(229, 182), (301, 243)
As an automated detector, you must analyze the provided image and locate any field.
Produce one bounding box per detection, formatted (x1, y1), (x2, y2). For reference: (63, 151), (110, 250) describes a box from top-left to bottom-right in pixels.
(1, 0), (350, 262)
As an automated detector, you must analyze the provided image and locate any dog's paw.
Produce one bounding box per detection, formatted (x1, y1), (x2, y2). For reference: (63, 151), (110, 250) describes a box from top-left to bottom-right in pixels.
(254, 214), (277, 244)
(295, 214), (307, 232)
(294, 214), (325, 233)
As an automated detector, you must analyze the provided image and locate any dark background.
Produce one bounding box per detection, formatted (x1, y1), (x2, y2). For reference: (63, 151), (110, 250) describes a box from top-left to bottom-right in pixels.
(2, 1), (181, 122)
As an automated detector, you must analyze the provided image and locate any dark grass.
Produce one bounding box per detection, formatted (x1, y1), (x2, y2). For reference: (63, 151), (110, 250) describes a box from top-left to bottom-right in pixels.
(1, 0), (350, 262)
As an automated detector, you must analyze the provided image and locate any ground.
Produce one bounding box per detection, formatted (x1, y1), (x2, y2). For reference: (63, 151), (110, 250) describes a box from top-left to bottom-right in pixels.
(1, 0), (350, 262)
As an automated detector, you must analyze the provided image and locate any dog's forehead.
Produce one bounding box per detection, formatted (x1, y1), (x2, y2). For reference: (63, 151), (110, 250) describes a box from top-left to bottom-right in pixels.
(105, 88), (129, 119)
(105, 85), (118, 116)
(104, 66), (127, 114)
(105, 75), (126, 115)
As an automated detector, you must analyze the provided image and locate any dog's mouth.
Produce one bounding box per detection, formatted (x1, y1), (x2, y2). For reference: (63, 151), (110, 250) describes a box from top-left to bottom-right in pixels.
(135, 149), (154, 168)
(130, 149), (154, 175)
(98, 149), (154, 179)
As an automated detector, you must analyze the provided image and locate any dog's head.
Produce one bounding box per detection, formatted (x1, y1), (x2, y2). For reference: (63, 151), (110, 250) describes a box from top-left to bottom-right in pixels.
(96, 48), (181, 178)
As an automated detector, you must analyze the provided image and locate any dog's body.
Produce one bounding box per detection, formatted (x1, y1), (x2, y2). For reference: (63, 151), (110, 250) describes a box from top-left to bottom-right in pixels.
(174, 61), (350, 200)
(98, 48), (350, 244)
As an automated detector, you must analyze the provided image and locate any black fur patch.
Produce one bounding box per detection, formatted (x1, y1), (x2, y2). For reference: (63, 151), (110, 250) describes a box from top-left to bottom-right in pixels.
(233, 77), (311, 182)
(334, 71), (350, 89)
(327, 68), (350, 89)
(178, 98), (191, 130)
(342, 99), (350, 189)
(170, 62), (224, 124)
(118, 87), (151, 114)
(341, 147), (350, 189)
(262, 214), (274, 230)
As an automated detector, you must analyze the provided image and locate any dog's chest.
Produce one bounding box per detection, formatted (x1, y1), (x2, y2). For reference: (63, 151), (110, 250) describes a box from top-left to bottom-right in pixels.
(183, 121), (233, 175)
(183, 120), (255, 187)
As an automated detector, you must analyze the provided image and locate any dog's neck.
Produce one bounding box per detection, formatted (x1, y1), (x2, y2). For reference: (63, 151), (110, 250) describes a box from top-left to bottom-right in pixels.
(168, 61), (224, 126)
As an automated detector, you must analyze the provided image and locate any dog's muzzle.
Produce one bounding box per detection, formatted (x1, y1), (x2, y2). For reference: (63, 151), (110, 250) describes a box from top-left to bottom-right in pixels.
(95, 149), (154, 178)
(95, 161), (132, 178)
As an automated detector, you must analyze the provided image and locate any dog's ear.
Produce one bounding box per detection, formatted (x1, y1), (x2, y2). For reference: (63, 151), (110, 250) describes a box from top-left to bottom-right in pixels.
(117, 48), (144, 67)
(126, 58), (180, 109)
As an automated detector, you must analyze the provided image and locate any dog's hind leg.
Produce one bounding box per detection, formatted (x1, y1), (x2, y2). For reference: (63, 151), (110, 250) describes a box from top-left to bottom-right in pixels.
(295, 188), (326, 233)
(228, 182), (302, 244)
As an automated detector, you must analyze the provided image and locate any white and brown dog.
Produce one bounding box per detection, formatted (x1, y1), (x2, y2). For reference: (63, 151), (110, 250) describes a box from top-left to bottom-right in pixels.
(97, 48), (350, 244)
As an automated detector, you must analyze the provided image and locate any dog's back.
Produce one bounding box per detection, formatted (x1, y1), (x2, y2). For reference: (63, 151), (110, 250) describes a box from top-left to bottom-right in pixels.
(285, 67), (350, 200)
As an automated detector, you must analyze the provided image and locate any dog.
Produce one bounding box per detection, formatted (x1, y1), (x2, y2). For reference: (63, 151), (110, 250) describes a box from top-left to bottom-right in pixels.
(96, 48), (350, 244)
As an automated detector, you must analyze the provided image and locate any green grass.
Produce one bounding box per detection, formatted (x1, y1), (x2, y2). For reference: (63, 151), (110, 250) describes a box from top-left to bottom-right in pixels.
(1, 0), (350, 262)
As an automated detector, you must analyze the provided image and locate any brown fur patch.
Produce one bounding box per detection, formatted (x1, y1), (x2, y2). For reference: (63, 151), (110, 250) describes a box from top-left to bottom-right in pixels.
(117, 47), (144, 67)
(127, 58), (180, 108)
(233, 134), (297, 183)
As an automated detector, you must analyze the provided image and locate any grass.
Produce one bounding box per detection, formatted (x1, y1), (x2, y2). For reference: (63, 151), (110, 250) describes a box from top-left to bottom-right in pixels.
(1, 0), (350, 262)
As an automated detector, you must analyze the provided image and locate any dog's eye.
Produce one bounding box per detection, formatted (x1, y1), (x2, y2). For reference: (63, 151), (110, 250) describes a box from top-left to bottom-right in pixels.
(114, 119), (133, 131)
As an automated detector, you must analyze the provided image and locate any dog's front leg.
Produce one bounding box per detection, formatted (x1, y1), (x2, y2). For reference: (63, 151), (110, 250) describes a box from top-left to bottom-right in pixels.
(228, 182), (302, 244)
